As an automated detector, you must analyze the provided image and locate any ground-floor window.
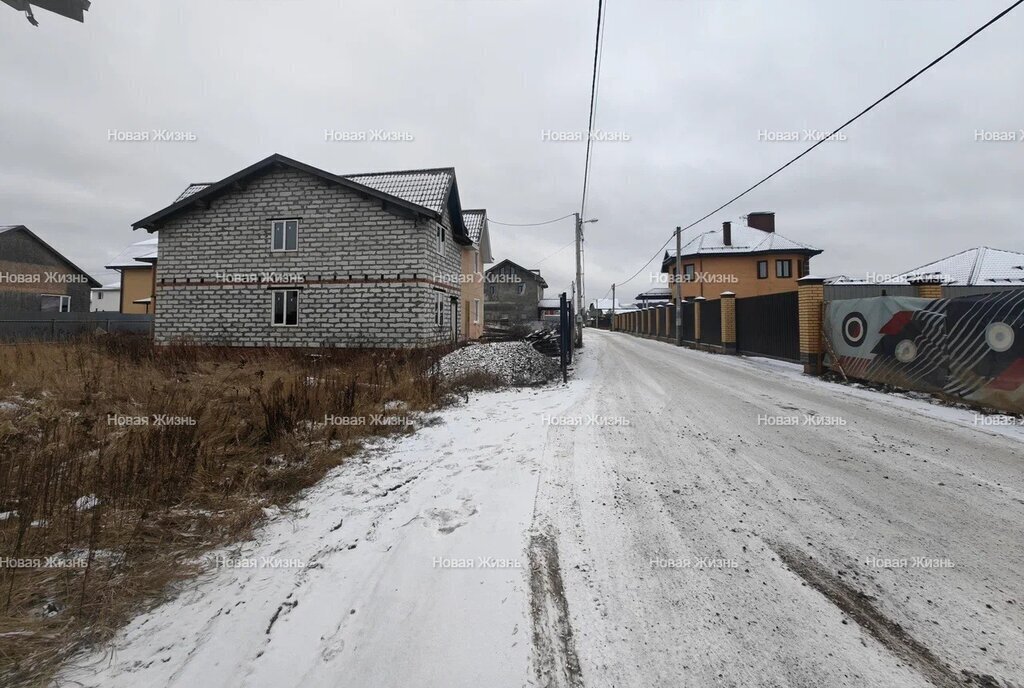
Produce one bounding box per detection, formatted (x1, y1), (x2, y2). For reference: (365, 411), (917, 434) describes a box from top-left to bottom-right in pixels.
(40, 294), (71, 312)
(272, 289), (299, 326)
(434, 291), (445, 327)
(472, 299), (480, 323)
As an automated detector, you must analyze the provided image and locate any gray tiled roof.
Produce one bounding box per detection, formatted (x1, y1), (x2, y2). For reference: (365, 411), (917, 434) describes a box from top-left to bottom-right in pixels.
(462, 210), (486, 243)
(344, 169), (454, 215)
(166, 164), (458, 218)
(175, 183), (213, 203)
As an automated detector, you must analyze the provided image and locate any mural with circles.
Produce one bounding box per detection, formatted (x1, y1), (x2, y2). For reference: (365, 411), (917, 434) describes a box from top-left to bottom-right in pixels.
(826, 291), (1024, 413)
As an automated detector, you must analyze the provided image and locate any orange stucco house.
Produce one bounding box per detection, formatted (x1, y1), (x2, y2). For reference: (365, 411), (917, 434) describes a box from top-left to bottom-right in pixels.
(459, 209), (493, 340)
(661, 212), (822, 301)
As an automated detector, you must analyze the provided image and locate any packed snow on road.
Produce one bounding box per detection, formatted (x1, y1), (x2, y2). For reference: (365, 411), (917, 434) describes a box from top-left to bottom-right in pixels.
(60, 331), (1023, 688)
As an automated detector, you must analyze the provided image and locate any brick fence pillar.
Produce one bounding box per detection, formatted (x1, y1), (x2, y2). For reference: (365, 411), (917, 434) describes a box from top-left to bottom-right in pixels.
(694, 296), (706, 343)
(721, 291), (737, 354)
(798, 276), (825, 375)
(911, 278), (944, 300)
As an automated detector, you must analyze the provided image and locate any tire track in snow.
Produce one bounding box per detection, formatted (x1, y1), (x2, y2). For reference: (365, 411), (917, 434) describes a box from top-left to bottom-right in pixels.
(773, 543), (1017, 688)
(528, 523), (584, 688)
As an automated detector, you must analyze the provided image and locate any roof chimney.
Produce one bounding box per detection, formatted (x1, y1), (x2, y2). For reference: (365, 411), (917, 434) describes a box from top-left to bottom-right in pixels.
(722, 221), (732, 246)
(746, 211), (775, 233)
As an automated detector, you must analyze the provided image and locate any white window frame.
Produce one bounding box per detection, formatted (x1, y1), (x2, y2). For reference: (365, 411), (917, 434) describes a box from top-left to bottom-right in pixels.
(41, 294), (71, 313)
(517, 283), (526, 296)
(271, 219), (299, 253)
(473, 251), (480, 274)
(271, 289), (299, 326)
(434, 291), (445, 327)
(472, 299), (480, 324)
(436, 225), (446, 255)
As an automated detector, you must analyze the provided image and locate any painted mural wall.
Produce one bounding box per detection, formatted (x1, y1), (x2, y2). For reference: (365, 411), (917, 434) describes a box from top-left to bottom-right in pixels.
(825, 291), (1024, 413)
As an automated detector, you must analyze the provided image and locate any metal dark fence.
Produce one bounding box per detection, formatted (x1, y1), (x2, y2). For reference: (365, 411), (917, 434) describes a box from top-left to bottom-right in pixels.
(736, 291), (800, 361)
(0, 312), (153, 342)
(679, 301), (695, 342)
(558, 293), (574, 382)
(700, 299), (721, 346)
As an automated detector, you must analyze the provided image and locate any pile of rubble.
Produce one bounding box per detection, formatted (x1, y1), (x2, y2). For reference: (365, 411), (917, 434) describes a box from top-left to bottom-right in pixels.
(437, 341), (561, 386)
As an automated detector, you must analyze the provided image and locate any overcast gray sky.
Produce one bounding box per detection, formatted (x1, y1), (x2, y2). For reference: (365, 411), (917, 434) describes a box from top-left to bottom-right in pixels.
(2, 0), (1022, 298)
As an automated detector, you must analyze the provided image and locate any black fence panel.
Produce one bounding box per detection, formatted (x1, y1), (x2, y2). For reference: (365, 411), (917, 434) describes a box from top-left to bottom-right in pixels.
(701, 299), (722, 346)
(679, 302), (695, 341)
(0, 312), (153, 342)
(667, 305), (677, 340)
(735, 291), (800, 361)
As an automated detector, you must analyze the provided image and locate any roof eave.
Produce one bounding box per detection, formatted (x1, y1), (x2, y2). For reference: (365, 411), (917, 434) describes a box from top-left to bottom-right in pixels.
(132, 154), (442, 232)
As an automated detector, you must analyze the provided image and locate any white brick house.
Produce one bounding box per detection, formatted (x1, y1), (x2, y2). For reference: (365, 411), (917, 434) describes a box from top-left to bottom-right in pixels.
(133, 154), (478, 348)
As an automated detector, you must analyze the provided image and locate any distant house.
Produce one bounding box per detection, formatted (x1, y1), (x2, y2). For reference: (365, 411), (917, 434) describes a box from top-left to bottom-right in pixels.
(484, 259), (548, 326)
(587, 298), (625, 328)
(634, 287), (672, 307)
(0, 225), (99, 313)
(105, 237), (158, 314)
(888, 247), (1024, 287)
(459, 210), (494, 340)
(90, 282), (121, 312)
(661, 212), (822, 300)
(538, 297), (561, 323)
(132, 154), (482, 347)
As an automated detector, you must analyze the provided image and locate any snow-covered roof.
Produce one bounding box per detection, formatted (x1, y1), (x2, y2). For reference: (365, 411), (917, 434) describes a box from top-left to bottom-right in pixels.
(589, 299), (625, 311)
(462, 210), (486, 243)
(105, 237), (158, 269)
(675, 223), (821, 258)
(344, 168), (455, 215)
(0, 225), (21, 233)
(538, 298), (562, 309)
(92, 282), (121, 291)
(175, 183), (213, 203)
(892, 247), (1024, 285)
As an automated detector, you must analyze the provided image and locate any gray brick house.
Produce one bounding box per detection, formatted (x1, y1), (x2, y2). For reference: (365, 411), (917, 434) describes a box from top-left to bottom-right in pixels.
(484, 259), (548, 326)
(0, 225), (99, 313)
(132, 154), (479, 348)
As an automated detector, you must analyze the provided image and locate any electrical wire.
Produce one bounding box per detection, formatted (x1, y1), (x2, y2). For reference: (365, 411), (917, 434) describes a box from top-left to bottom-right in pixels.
(488, 214), (575, 227)
(609, 0), (1024, 289)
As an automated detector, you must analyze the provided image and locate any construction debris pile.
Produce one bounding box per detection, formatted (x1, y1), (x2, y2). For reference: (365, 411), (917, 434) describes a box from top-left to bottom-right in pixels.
(437, 341), (561, 386)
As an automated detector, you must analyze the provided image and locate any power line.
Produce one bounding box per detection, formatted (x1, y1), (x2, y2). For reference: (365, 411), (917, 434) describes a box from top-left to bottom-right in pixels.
(580, 0), (608, 218)
(610, 0), (1024, 289)
(488, 214), (575, 227)
(536, 239), (577, 265)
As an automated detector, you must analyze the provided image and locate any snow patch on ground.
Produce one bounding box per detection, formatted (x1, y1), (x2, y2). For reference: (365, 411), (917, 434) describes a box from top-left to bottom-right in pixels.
(58, 353), (592, 688)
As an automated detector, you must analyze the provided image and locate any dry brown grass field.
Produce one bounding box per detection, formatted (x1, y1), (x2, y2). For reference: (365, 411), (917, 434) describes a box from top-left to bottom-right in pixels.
(0, 335), (469, 686)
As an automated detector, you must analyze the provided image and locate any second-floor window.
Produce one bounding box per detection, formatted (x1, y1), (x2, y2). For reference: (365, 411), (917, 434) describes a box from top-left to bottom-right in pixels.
(436, 226), (446, 255)
(757, 260), (768, 279)
(517, 283), (526, 295)
(473, 252), (480, 273)
(272, 219), (298, 252)
(683, 264), (696, 281)
(776, 259), (792, 278)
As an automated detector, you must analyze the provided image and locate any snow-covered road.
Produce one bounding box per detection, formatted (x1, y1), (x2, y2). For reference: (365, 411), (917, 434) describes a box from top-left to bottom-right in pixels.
(59, 331), (1023, 688)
